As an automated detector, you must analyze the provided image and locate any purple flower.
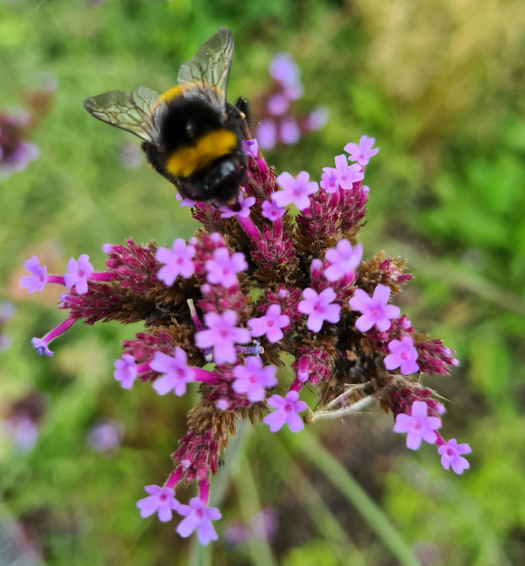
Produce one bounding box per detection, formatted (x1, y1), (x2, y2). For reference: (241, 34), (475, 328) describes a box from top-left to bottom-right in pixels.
(0, 141), (40, 178)
(257, 119), (277, 150)
(384, 336), (419, 375)
(344, 136), (379, 166)
(325, 155), (364, 190)
(232, 356), (278, 402)
(393, 401), (441, 450)
(156, 239), (196, 286)
(273, 171), (318, 211)
(349, 284), (400, 332)
(279, 117), (301, 145)
(320, 167), (341, 193)
(283, 83), (304, 100)
(242, 138), (259, 158)
(176, 192), (197, 208)
(269, 53), (301, 86)
(205, 248), (248, 289)
(261, 200), (285, 222)
(150, 347), (195, 396)
(262, 390), (307, 433)
(137, 485), (180, 522)
(298, 288), (341, 332)
(176, 497), (222, 545)
(438, 439), (471, 474)
(324, 240), (363, 282)
(113, 354), (138, 389)
(31, 337), (53, 357)
(64, 254), (94, 295)
(2, 413), (38, 453)
(219, 193), (256, 219)
(195, 310), (251, 364)
(247, 304), (290, 343)
(305, 106), (329, 131)
(87, 419), (124, 453)
(20, 256), (47, 293)
(0, 301), (15, 324)
(267, 93), (290, 116)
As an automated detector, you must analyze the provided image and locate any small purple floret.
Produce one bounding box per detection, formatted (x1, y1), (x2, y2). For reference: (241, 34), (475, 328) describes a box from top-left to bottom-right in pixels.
(219, 193), (256, 219)
(31, 337), (53, 357)
(324, 240), (363, 282)
(273, 171), (318, 211)
(114, 354), (138, 389)
(279, 117), (301, 145)
(320, 167), (341, 193)
(176, 192), (197, 208)
(298, 287), (341, 332)
(349, 284), (400, 332)
(268, 53), (301, 87)
(384, 336), (419, 375)
(257, 119), (277, 150)
(150, 347), (195, 396)
(156, 239), (196, 286)
(327, 154), (365, 190)
(344, 136), (379, 166)
(241, 138), (259, 158)
(176, 497), (222, 545)
(267, 93), (290, 116)
(262, 390), (307, 433)
(232, 356), (278, 402)
(438, 439), (471, 474)
(64, 254), (94, 295)
(137, 485), (180, 522)
(20, 256), (47, 293)
(393, 401), (441, 450)
(205, 248), (248, 289)
(247, 304), (290, 343)
(261, 201), (285, 222)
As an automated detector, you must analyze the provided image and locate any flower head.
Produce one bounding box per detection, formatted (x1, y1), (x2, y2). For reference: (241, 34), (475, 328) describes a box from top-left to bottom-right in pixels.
(273, 171), (318, 211)
(324, 240), (363, 282)
(393, 401), (441, 450)
(261, 200), (285, 222)
(349, 284), (400, 332)
(114, 354), (138, 389)
(263, 390), (307, 433)
(438, 439), (471, 474)
(344, 136), (379, 166)
(232, 356), (278, 402)
(156, 239), (195, 286)
(384, 336), (419, 375)
(64, 254), (94, 295)
(137, 485), (180, 522)
(176, 498), (222, 545)
(298, 288), (341, 332)
(20, 256), (47, 293)
(150, 347), (195, 396)
(205, 248), (248, 289)
(195, 310), (251, 365)
(248, 304), (290, 343)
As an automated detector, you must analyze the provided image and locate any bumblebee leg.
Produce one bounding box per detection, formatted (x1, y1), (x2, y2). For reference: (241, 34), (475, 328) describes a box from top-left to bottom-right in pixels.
(232, 97), (252, 140)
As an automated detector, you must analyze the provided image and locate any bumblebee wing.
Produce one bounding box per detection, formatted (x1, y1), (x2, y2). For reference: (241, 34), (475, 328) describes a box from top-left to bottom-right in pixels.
(83, 86), (161, 144)
(177, 27), (234, 115)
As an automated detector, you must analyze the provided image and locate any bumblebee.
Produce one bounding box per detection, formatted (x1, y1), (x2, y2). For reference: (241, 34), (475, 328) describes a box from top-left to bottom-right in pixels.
(83, 28), (250, 205)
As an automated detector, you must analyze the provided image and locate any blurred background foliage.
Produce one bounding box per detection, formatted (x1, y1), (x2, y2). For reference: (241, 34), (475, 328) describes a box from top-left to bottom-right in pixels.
(1, 0), (525, 564)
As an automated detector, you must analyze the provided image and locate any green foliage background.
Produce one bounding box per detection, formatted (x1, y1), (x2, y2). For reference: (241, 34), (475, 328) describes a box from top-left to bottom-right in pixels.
(1, 0), (525, 564)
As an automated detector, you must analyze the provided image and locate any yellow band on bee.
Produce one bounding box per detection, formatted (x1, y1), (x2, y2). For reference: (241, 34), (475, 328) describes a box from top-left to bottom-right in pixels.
(165, 129), (237, 177)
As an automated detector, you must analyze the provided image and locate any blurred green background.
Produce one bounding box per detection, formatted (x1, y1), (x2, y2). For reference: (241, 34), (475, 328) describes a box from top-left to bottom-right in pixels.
(1, 0), (525, 564)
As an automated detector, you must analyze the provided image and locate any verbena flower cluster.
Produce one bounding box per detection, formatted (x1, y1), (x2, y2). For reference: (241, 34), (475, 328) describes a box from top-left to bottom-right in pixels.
(256, 53), (328, 150)
(21, 134), (470, 545)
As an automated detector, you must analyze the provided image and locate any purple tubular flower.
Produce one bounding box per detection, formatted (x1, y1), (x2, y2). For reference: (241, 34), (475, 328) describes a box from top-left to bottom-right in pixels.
(273, 171), (318, 211)
(31, 317), (77, 357)
(176, 497), (222, 545)
(267, 93), (290, 116)
(256, 119), (277, 150)
(156, 239), (196, 286)
(393, 401), (441, 450)
(261, 200), (285, 222)
(331, 154), (365, 190)
(384, 336), (420, 375)
(349, 284), (400, 332)
(298, 288), (341, 332)
(247, 304), (290, 343)
(438, 439), (471, 474)
(241, 138), (259, 158)
(279, 117), (301, 145)
(195, 310), (251, 364)
(64, 254), (94, 295)
(136, 485), (180, 522)
(219, 193), (256, 219)
(113, 354), (138, 389)
(176, 192), (197, 208)
(268, 53), (301, 86)
(150, 347), (195, 396)
(20, 256), (47, 293)
(324, 240), (363, 282)
(344, 135), (379, 166)
(232, 356), (278, 402)
(320, 167), (341, 193)
(262, 390), (307, 433)
(87, 419), (124, 453)
(305, 106), (329, 131)
(205, 248), (248, 289)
